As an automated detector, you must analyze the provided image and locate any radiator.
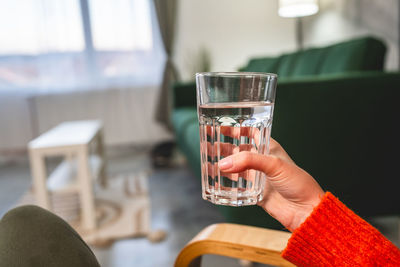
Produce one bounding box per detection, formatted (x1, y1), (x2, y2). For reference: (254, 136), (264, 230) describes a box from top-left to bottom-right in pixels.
(0, 87), (172, 154)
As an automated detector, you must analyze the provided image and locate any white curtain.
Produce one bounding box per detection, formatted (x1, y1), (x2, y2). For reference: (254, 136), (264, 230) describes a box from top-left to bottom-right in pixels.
(0, 0), (165, 93)
(0, 0), (169, 155)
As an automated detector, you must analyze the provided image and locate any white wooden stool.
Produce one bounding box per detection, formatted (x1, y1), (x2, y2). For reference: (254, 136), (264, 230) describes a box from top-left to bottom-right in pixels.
(28, 120), (107, 231)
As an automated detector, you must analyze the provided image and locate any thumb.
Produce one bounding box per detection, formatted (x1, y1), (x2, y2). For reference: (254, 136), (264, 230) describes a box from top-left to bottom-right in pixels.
(218, 151), (290, 178)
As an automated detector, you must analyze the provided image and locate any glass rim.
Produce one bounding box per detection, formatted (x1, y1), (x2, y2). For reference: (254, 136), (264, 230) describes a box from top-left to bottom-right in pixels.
(196, 71), (278, 78)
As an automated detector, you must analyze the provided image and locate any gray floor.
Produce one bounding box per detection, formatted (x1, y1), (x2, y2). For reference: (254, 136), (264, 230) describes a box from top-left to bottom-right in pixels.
(0, 145), (398, 267)
(0, 145), (271, 267)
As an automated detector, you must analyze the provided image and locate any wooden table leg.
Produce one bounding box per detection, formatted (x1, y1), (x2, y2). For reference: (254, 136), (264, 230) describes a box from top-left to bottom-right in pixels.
(96, 129), (107, 188)
(29, 150), (51, 210)
(78, 146), (97, 231)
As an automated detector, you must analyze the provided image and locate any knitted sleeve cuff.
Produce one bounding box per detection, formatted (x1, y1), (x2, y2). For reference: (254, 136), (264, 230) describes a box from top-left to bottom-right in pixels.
(281, 192), (400, 267)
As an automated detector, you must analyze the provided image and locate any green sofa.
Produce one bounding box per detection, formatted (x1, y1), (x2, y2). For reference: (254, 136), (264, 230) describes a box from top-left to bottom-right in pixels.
(171, 36), (400, 229)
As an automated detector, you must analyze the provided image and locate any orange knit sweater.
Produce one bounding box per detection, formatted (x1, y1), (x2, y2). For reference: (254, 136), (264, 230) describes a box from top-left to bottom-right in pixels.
(282, 192), (400, 267)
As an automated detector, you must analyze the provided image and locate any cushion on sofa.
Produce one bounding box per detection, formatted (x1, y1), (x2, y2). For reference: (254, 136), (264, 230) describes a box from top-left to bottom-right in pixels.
(291, 48), (327, 76)
(237, 36), (386, 78)
(238, 57), (280, 73)
(275, 52), (301, 77)
(181, 121), (201, 178)
(171, 108), (198, 139)
(318, 37), (386, 74)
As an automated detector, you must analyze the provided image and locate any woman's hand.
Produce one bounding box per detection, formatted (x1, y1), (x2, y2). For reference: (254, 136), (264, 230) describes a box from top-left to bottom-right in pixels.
(218, 138), (325, 231)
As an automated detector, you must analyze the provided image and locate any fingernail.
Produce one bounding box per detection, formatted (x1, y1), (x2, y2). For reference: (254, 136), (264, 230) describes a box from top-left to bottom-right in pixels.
(219, 158), (233, 170)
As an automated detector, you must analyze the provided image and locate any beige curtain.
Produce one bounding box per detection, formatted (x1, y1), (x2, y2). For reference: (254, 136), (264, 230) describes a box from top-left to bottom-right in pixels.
(153, 0), (179, 130)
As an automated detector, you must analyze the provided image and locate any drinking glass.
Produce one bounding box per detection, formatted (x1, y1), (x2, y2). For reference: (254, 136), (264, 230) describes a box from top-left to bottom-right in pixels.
(196, 72), (278, 206)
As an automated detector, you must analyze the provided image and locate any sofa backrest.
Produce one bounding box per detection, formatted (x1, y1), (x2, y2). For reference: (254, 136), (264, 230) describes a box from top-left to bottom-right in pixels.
(239, 36), (387, 78)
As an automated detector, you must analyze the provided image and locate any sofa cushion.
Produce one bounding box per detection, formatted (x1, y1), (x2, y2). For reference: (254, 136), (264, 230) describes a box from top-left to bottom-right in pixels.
(291, 48), (327, 77)
(171, 107), (201, 176)
(275, 52), (301, 77)
(181, 121), (201, 177)
(239, 57), (280, 73)
(318, 36), (386, 74)
(237, 36), (386, 78)
(171, 108), (198, 139)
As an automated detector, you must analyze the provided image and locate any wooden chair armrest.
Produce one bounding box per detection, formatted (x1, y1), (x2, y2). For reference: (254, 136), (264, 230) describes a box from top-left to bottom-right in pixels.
(174, 223), (295, 267)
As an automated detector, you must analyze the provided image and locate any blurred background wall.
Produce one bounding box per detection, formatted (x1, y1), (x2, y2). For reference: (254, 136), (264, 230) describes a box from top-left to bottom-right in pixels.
(303, 0), (398, 70)
(173, 0), (295, 80)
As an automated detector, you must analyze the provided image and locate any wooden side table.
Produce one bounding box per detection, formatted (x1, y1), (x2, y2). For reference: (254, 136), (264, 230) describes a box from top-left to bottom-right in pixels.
(28, 120), (107, 231)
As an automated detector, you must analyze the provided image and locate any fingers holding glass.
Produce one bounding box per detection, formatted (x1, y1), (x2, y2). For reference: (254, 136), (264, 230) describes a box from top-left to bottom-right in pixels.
(204, 125), (260, 193)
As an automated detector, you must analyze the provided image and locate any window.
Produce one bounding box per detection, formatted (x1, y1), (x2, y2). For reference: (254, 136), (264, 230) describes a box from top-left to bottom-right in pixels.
(90, 0), (152, 51)
(0, 0), (165, 93)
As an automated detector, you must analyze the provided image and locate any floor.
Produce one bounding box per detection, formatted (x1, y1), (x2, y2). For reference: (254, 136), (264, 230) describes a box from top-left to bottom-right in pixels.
(0, 145), (272, 267)
(0, 144), (398, 267)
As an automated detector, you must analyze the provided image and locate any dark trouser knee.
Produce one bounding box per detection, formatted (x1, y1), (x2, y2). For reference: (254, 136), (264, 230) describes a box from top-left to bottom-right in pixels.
(0, 205), (99, 267)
